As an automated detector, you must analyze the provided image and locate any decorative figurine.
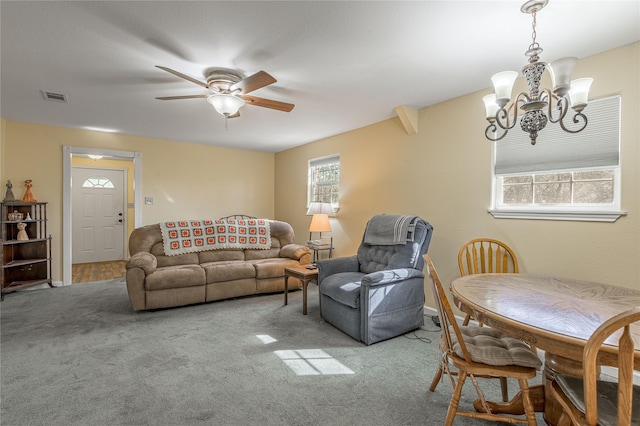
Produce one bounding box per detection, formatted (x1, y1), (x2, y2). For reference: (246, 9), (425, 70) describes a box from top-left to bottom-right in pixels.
(25, 212), (32, 221)
(22, 179), (37, 202)
(16, 222), (29, 241)
(3, 180), (15, 202)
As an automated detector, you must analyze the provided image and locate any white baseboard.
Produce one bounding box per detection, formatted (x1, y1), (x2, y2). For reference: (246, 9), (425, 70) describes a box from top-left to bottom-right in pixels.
(21, 281), (65, 291)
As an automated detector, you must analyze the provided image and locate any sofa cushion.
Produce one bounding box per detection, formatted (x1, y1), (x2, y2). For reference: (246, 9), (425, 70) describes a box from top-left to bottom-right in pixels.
(318, 272), (365, 308)
(202, 261), (256, 284)
(145, 265), (206, 291)
(245, 247), (281, 260)
(268, 220), (295, 246)
(453, 326), (542, 368)
(199, 249), (244, 264)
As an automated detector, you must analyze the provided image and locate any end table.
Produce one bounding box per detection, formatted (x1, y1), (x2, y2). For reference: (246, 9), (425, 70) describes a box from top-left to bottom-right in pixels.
(284, 265), (319, 315)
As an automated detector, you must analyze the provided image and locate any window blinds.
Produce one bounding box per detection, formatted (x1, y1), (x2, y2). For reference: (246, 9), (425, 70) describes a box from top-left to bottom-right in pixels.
(494, 95), (620, 175)
(309, 154), (339, 168)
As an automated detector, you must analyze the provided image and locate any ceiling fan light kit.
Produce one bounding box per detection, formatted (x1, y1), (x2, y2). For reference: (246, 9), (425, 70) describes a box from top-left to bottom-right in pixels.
(155, 66), (294, 124)
(483, 0), (593, 145)
(207, 94), (245, 117)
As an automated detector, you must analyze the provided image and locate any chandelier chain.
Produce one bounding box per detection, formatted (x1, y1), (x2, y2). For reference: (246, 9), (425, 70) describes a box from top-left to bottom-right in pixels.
(529, 9), (539, 51)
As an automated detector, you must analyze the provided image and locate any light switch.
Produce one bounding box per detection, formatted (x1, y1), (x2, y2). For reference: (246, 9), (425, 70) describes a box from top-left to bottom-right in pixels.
(145, 197), (153, 205)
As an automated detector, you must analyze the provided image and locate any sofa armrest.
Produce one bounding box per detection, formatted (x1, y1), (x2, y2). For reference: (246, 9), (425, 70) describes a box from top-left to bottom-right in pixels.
(361, 268), (424, 287)
(126, 252), (157, 275)
(317, 255), (359, 283)
(280, 244), (311, 262)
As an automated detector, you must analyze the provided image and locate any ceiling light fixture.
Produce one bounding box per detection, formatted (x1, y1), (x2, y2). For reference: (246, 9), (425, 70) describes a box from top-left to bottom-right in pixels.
(207, 94), (245, 117)
(483, 0), (593, 145)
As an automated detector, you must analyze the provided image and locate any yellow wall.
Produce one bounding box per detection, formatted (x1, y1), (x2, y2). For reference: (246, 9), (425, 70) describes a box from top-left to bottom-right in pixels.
(1, 123), (275, 282)
(2, 43), (638, 297)
(275, 43), (640, 307)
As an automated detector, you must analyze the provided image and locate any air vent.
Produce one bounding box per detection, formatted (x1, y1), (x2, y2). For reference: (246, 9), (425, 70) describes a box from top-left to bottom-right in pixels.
(41, 90), (68, 103)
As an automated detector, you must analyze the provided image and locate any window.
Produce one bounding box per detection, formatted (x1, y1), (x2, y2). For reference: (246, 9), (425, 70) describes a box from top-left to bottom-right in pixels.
(308, 154), (339, 206)
(81, 176), (114, 189)
(490, 96), (625, 222)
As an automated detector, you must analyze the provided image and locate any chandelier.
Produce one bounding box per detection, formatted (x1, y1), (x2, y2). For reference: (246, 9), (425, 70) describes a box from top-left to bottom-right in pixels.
(483, 0), (593, 145)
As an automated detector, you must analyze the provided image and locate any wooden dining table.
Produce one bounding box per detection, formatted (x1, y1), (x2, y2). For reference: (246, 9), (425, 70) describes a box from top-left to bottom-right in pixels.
(450, 273), (640, 426)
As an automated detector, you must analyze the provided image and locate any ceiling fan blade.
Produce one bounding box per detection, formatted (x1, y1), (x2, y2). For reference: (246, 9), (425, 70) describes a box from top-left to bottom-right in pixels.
(231, 71), (276, 95)
(156, 94), (209, 100)
(242, 95), (294, 112)
(156, 66), (209, 89)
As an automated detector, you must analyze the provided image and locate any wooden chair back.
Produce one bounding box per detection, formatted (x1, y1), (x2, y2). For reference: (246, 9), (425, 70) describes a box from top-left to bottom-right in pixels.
(583, 307), (640, 425)
(458, 238), (518, 276)
(424, 254), (472, 363)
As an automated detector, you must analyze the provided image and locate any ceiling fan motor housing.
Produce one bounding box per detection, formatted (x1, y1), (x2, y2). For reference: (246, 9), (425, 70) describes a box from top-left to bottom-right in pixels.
(206, 70), (243, 93)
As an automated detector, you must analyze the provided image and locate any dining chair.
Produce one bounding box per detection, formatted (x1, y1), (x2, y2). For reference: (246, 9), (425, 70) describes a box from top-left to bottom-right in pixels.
(458, 238), (518, 328)
(430, 238), (519, 402)
(424, 254), (542, 426)
(550, 306), (640, 426)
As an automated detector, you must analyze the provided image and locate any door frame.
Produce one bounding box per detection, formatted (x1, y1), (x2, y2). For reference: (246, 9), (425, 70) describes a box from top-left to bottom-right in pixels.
(63, 146), (142, 286)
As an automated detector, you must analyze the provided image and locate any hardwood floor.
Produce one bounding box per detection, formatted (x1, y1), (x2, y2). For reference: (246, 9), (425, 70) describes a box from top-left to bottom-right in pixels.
(72, 260), (126, 284)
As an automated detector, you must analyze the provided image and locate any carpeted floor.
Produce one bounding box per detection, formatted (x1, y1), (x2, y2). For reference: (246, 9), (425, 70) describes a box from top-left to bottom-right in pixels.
(1, 280), (545, 425)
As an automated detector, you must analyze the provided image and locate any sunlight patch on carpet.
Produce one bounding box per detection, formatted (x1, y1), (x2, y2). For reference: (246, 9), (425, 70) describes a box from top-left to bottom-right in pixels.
(256, 334), (277, 344)
(274, 349), (355, 376)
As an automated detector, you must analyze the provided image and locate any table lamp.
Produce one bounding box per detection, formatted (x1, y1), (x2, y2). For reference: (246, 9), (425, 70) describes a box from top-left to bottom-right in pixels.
(306, 202), (334, 241)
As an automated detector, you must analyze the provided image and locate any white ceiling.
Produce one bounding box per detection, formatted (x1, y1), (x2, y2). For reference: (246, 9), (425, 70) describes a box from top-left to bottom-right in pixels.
(1, 1), (639, 153)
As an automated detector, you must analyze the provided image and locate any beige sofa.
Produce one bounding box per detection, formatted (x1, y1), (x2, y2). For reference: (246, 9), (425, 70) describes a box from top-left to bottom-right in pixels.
(125, 219), (311, 311)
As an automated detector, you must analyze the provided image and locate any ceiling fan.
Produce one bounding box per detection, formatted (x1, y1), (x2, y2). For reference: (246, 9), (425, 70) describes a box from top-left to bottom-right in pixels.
(155, 66), (295, 118)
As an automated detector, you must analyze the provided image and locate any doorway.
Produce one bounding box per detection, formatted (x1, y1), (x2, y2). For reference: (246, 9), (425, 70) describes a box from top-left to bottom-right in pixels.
(62, 146), (142, 286)
(71, 167), (126, 264)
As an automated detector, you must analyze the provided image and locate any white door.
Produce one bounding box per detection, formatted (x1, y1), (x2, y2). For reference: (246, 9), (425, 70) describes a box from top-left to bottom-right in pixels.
(72, 167), (126, 263)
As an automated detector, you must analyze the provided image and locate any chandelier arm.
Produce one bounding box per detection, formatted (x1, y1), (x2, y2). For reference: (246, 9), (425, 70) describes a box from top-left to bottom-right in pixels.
(485, 120), (509, 141)
(494, 102), (516, 130)
(559, 112), (588, 134)
(544, 90), (567, 124)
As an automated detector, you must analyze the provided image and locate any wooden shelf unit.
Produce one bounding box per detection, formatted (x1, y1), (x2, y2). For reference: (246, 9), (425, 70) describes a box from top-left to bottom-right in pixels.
(1, 201), (53, 300)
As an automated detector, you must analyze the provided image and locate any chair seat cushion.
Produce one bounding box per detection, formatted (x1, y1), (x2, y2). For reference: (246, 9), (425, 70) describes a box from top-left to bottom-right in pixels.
(452, 326), (542, 368)
(555, 375), (640, 426)
(318, 272), (365, 308)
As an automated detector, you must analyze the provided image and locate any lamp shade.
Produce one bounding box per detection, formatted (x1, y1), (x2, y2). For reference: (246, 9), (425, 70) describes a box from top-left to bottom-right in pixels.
(207, 94), (245, 116)
(309, 213), (331, 233)
(568, 78), (593, 109)
(482, 94), (499, 119)
(548, 57), (577, 97)
(491, 71), (519, 106)
(306, 202), (335, 217)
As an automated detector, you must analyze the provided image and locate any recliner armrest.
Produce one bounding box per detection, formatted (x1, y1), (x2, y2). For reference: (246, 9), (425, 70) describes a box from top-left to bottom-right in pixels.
(280, 243), (311, 261)
(361, 268), (424, 287)
(126, 252), (157, 275)
(317, 255), (359, 283)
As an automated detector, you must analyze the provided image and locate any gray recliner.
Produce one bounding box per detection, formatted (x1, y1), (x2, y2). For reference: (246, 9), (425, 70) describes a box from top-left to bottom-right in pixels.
(317, 215), (433, 345)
